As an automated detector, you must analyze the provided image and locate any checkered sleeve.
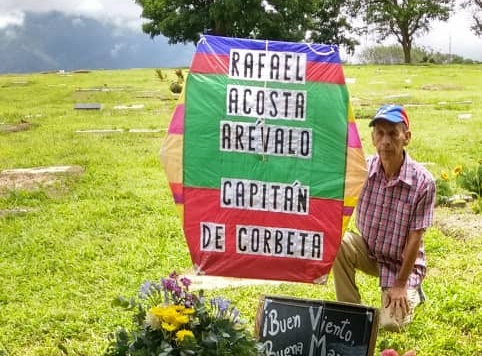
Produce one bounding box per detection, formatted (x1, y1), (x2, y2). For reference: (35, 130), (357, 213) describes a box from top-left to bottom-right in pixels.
(410, 174), (436, 231)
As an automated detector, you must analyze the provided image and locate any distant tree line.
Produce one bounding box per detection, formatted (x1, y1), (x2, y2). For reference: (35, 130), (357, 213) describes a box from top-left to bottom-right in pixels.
(358, 45), (481, 64)
(135, 0), (482, 64)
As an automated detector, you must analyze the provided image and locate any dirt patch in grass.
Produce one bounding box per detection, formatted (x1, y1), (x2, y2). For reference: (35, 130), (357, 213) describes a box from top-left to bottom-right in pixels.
(0, 166), (84, 195)
(421, 83), (463, 91)
(0, 120), (34, 133)
(433, 207), (482, 240)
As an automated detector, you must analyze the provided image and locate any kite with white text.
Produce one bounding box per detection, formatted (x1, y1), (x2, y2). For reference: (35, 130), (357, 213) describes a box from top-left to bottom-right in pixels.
(161, 35), (366, 284)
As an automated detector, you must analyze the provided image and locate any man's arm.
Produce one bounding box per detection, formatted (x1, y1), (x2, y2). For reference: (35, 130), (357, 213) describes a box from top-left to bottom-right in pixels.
(385, 229), (425, 316)
(397, 229), (425, 287)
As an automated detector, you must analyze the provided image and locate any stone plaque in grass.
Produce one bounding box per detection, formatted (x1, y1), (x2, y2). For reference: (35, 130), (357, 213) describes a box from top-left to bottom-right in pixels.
(74, 103), (102, 110)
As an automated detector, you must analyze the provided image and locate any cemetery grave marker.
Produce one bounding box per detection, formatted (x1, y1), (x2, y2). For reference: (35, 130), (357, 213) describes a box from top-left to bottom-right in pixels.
(74, 103), (102, 110)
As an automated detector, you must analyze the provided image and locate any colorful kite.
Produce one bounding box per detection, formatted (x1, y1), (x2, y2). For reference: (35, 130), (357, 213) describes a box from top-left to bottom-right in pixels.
(161, 35), (366, 284)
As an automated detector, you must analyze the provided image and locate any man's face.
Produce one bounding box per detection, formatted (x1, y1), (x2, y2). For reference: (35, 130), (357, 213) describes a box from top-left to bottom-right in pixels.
(371, 120), (411, 161)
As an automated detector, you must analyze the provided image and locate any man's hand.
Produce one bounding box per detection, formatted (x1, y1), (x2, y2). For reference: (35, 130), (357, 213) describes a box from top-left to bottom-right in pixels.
(384, 285), (409, 318)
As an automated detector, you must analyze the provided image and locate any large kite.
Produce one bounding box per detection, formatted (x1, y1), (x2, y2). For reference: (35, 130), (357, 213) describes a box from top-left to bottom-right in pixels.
(161, 35), (366, 284)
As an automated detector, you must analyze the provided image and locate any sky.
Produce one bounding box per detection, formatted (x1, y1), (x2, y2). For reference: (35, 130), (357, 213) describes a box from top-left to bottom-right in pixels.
(1, 0), (481, 62)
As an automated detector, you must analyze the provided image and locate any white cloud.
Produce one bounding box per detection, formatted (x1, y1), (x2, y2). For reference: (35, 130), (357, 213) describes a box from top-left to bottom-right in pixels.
(0, 11), (25, 29)
(75, 0), (104, 15)
(0, 0), (143, 31)
(348, 7), (482, 62)
(417, 11), (482, 61)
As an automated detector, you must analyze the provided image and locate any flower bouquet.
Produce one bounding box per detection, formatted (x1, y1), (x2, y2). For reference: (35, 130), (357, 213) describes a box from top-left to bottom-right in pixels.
(104, 271), (264, 355)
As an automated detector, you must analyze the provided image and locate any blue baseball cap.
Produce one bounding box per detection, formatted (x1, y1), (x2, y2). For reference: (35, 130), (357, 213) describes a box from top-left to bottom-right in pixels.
(369, 104), (410, 129)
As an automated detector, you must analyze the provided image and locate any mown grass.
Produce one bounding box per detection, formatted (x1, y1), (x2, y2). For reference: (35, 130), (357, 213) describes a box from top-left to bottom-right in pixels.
(0, 65), (481, 355)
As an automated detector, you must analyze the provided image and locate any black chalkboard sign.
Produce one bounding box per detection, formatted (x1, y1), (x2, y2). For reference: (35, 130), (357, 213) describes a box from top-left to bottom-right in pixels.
(255, 295), (379, 356)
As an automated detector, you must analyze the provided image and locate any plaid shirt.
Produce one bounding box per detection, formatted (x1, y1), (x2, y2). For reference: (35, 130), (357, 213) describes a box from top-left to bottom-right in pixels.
(356, 152), (436, 288)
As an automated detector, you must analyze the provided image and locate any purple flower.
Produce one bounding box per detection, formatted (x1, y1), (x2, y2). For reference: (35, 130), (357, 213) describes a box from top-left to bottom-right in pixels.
(169, 271), (178, 279)
(211, 297), (231, 318)
(138, 281), (163, 299)
(161, 278), (176, 291)
(218, 298), (230, 312)
(173, 285), (182, 297)
(230, 307), (240, 323)
(138, 281), (153, 299)
(180, 277), (192, 288)
(184, 294), (195, 307)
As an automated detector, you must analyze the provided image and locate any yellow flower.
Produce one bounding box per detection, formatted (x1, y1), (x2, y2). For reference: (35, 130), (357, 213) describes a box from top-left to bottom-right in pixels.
(182, 307), (195, 315)
(173, 304), (186, 312)
(147, 305), (191, 331)
(174, 314), (190, 325)
(453, 165), (462, 176)
(441, 171), (449, 181)
(149, 306), (166, 317)
(175, 329), (194, 342)
(162, 322), (179, 332)
(157, 306), (180, 323)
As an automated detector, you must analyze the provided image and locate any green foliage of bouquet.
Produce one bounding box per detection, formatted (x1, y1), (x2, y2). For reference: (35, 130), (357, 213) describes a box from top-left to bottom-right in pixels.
(104, 272), (264, 356)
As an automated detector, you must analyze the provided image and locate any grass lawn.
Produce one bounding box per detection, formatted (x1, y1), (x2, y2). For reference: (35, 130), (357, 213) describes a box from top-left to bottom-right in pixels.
(0, 64), (481, 355)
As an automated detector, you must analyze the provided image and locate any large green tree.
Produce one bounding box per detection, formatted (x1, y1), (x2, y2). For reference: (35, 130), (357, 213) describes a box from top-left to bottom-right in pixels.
(134, 0), (359, 53)
(310, 0), (361, 54)
(351, 0), (455, 63)
(464, 0), (482, 36)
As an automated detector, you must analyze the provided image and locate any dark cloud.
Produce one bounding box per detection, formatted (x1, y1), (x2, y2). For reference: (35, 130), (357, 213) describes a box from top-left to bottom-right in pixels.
(0, 11), (195, 73)
(0, 0), (143, 30)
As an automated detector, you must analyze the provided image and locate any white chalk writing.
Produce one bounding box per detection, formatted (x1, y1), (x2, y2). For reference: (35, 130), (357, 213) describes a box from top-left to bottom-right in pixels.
(263, 340), (304, 356)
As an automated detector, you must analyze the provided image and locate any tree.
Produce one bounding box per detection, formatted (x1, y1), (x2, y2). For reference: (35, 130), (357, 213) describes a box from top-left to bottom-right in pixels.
(309, 0), (361, 55)
(135, 0), (264, 45)
(351, 0), (455, 63)
(464, 0), (482, 36)
(134, 0), (360, 54)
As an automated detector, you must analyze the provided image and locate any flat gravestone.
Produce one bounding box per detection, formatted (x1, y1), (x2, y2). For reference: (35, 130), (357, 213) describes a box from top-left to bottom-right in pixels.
(76, 87), (126, 92)
(384, 93), (411, 99)
(1, 166), (84, 176)
(76, 88), (103, 92)
(76, 129), (123, 134)
(457, 113), (472, 120)
(438, 100), (472, 105)
(0, 208), (30, 218)
(75, 129), (162, 134)
(74, 103), (102, 110)
(11, 81), (29, 85)
(113, 104), (145, 110)
(135, 90), (161, 98)
(128, 128), (162, 133)
(404, 103), (431, 107)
